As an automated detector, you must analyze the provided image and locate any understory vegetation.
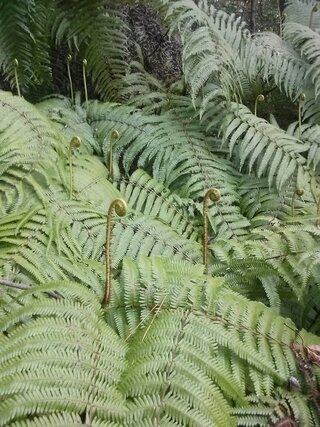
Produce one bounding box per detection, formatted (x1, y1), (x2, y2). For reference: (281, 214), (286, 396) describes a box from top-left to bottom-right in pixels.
(1, 0), (320, 425)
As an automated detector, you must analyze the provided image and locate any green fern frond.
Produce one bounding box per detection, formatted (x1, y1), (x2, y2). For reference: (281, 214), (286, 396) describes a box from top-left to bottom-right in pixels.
(287, 121), (320, 171)
(285, 0), (320, 30)
(88, 100), (250, 239)
(0, 91), (63, 167)
(52, 1), (128, 101)
(210, 225), (320, 313)
(0, 1), (52, 92)
(284, 22), (320, 99)
(152, 0), (242, 103)
(115, 168), (200, 240)
(112, 215), (203, 267)
(223, 102), (318, 195)
(36, 96), (101, 154)
(0, 281), (126, 426)
(239, 176), (313, 226)
(242, 31), (307, 99)
(108, 256), (320, 424)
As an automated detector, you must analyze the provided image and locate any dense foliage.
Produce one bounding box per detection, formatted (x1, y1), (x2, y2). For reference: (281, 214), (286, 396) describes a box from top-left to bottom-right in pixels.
(1, 0), (320, 425)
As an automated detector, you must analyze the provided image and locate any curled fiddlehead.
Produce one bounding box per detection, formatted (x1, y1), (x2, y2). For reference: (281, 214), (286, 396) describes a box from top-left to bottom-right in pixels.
(105, 199), (127, 305)
(254, 94), (264, 116)
(203, 188), (220, 273)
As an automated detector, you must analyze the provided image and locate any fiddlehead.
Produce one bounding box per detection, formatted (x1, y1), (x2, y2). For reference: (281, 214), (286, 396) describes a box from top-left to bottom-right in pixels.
(203, 188), (220, 274)
(254, 94), (264, 116)
(69, 136), (81, 200)
(105, 199), (127, 305)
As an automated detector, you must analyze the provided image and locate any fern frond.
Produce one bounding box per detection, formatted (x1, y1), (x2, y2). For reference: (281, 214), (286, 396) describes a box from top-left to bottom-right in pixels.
(108, 256), (320, 424)
(36, 96), (101, 154)
(239, 176), (313, 226)
(111, 215), (203, 267)
(0, 281), (126, 426)
(223, 102), (318, 195)
(88, 100), (250, 239)
(52, 1), (129, 101)
(0, 1), (52, 92)
(210, 225), (320, 313)
(287, 121), (320, 172)
(284, 22), (320, 99)
(151, 0), (241, 103)
(115, 168), (200, 240)
(285, 0), (320, 30)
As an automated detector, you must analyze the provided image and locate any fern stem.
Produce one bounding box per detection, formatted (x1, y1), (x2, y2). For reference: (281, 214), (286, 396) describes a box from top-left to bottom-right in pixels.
(109, 129), (119, 181)
(0, 279), (61, 298)
(277, 1), (283, 38)
(309, 5), (319, 29)
(14, 59), (21, 97)
(69, 136), (81, 200)
(67, 54), (74, 103)
(298, 93), (305, 140)
(254, 94), (264, 116)
(83, 59), (88, 107)
(203, 188), (220, 274)
(105, 199), (127, 305)
(291, 188), (304, 217)
(316, 196), (320, 227)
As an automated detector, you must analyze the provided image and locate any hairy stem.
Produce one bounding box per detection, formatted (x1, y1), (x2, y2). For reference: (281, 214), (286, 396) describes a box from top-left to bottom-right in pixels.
(254, 94), (264, 116)
(67, 54), (74, 103)
(83, 59), (88, 107)
(14, 59), (21, 97)
(69, 136), (81, 200)
(105, 199), (127, 305)
(203, 188), (220, 274)
(316, 196), (320, 227)
(298, 93), (305, 140)
(291, 188), (304, 217)
(108, 129), (119, 181)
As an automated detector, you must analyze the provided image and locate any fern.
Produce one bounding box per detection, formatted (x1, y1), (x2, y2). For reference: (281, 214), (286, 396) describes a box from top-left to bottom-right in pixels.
(1, 0), (320, 423)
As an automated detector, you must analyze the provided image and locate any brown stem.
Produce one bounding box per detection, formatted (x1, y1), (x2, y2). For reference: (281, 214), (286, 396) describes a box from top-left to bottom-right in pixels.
(105, 199), (127, 305)
(203, 188), (220, 274)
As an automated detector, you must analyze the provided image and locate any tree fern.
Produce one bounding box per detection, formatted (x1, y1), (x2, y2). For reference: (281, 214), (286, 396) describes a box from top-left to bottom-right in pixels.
(1, 0), (320, 423)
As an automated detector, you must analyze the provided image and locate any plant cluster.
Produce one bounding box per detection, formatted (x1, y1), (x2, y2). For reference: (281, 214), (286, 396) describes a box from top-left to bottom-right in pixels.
(1, 0), (320, 425)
